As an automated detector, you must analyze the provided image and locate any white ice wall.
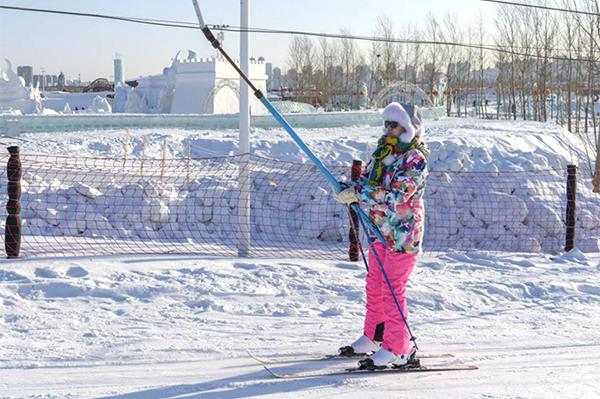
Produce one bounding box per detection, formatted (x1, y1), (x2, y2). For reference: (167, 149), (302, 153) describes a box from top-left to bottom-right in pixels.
(170, 59), (215, 114)
(170, 58), (267, 115)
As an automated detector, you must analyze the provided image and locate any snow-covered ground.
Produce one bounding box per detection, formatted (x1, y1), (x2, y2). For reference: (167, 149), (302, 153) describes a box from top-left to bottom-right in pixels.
(1, 250), (599, 398)
(1, 117), (599, 397)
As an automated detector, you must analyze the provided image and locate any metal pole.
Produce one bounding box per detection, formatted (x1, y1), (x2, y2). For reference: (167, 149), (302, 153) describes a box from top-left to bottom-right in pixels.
(239, 0), (250, 154)
(237, 0), (251, 257)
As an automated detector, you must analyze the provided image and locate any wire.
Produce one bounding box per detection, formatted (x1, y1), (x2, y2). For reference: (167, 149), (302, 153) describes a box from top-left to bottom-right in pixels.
(0, 4), (594, 63)
(480, 0), (600, 17)
(0, 5), (199, 29)
(211, 25), (594, 63)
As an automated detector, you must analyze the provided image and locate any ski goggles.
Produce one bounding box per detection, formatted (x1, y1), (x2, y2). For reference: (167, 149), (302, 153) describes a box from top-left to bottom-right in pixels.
(384, 120), (399, 129)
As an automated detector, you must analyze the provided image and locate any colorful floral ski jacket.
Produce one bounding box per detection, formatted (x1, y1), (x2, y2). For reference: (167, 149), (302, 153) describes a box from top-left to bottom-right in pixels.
(353, 144), (429, 254)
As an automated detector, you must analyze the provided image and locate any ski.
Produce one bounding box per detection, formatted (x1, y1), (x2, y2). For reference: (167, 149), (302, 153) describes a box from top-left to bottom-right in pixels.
(247, 349), (454, 365)
(263, 363), (478, 379)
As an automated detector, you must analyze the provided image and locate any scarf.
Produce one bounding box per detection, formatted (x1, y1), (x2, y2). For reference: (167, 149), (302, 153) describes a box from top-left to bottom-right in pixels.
(367, 135), (429, 186)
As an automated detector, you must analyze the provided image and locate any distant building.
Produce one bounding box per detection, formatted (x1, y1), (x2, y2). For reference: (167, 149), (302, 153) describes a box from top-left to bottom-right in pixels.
(286, 69), (298, 88)
(482, 67), (499, 85)
(265, 61), (273, 91)
(57, 72), (65, 90)
(17, 65), (33, 86)
(447, 62), (471, 82)
(114, 55), (124, 84)
(47, 75), (58, 86)
(399, 65), (416, 82)
(33, 74), (43, 89)
(420, 63), (435, 85)
(272, 67), (282, 90)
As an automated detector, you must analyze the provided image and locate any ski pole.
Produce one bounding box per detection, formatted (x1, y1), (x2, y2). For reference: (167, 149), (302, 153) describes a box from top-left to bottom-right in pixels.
(190, 0), (386, 244)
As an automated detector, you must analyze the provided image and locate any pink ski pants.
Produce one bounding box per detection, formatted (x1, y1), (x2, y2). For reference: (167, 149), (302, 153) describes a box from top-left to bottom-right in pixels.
(363, 241), (417, 355)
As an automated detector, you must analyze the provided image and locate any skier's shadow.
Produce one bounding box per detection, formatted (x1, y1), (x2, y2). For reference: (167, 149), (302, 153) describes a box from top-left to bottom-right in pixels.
(97, 365), (344, 399)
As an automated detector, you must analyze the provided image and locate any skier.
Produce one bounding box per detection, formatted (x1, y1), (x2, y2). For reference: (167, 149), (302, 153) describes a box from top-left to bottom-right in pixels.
(333, 102), (429, 369)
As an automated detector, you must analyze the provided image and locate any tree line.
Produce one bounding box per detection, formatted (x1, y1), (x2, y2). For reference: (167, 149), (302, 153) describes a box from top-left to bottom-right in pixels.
(281, 0), (599, 190)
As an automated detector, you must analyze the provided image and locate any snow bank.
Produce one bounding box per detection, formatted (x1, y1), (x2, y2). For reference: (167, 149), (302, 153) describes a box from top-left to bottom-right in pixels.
(3, 118), (599, 255)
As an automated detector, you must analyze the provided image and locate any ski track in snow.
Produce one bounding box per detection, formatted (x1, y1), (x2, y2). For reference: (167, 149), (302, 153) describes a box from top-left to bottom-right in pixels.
(0, 251), (599, 398)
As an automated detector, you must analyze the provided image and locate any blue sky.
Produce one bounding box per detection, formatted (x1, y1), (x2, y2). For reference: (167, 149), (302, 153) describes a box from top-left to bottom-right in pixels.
(0, 0), (497, 81)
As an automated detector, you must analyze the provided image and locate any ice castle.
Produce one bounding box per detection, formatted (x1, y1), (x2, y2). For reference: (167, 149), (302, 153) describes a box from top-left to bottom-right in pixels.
(115, 50), (268, 115)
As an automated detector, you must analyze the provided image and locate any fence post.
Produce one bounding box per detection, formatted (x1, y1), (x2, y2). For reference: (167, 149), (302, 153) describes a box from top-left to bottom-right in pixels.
(186, 142), (192, 184)
(123, 129), (130, 171)
(140, 135), (147, 179)
(237, 153), (251, 257)
(565, 164), (577, 252)
(348, 160), (362, 261)
(159, 138), (167, 188)
(5, 146), (22, 258)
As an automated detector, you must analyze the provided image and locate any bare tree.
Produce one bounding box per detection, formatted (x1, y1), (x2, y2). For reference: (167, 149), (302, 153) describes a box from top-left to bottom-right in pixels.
(373, 16), (400, 87)
(571, 0), (600, 191)
(338, 28), (361, 109)
(496, 5), (519, 120)
(475, 11), (488, 118)
(316, 36), (338, 108)
(442, 12), (462, 116)
(409, 23), (424, 87)
(463, 22), (476, 116)
(287, 36), (315, 96)
(424, 12), (441, 103)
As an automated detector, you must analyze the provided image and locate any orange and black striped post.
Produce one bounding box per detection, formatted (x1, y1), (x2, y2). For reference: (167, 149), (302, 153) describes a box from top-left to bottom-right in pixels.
(348, 160), (362, 261)
(5, 146), (22, 258)
(565, 164), (577, 252)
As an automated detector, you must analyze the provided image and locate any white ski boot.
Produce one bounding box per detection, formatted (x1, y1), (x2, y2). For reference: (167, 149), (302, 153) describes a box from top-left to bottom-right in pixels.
(338, 335), (381, 357)
(358, 346), (417, 370)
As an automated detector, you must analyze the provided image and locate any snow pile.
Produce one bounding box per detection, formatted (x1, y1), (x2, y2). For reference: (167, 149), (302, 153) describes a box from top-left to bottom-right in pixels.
(42, 91), (113, 113)
(0, 59), (42, 114)
(11, 119), (587, 166)
(16, 161), (345, 253)
(5, 118), (600, 255)
(88, 95), (112, 113)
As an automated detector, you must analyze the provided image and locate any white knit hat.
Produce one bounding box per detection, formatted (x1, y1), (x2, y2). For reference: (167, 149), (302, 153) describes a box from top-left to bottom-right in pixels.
(382, 102), (415, 143)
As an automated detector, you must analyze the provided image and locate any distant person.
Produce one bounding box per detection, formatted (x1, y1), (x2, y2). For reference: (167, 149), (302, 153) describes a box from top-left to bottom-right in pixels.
(333, 102), (429, 369)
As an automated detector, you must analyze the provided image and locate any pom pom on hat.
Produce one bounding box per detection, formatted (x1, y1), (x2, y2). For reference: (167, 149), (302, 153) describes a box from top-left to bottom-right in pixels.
(382, 102), (415, 142)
